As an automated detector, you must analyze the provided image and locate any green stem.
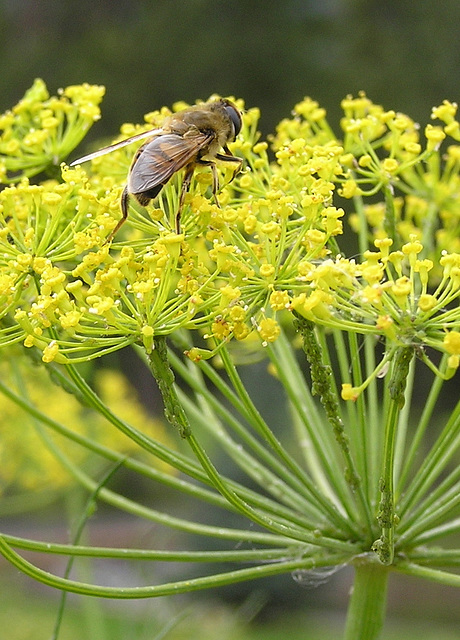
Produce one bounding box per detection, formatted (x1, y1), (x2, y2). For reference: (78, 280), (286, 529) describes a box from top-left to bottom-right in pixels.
(397, 395), (460, 521)
(294, 315), (374, 534)
(373, 347), (414, 565)
(396, 562), (460, 588)
(147, 335), (356, 552)
(147, 335), (191, 438)
(344, 560), (390, 640)
(0, 534), (351, 599)
(383, 184), (398, 249)
(396, 368), (444, 497)
(373, 400), (399, 565)
(268, 333), (352, 504)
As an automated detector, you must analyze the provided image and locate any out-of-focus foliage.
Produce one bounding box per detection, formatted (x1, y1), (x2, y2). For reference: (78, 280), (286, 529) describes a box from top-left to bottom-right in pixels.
(1, 1), (460, 139)
(0, 354), (170, 499)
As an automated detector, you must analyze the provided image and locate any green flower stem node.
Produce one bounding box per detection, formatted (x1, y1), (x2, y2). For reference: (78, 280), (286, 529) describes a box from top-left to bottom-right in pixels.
(147, 336), (191, 438)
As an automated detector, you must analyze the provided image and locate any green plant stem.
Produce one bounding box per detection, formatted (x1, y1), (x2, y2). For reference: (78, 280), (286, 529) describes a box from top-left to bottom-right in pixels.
(167, 344), (337, 523)
(217, 343), (357, 535)
(0, 375), (256, 515)
(293, 315), (374, 533)
(336, 330), (370, 501)
(0, 534), (351, 599)
(373, 397), (399, 565)
(373, 347), (414, 564)
(269, 331), (349, 500)
(396, 368), (444, 496)
(147, 336), (356, 552)
(397, 395), (460, 522)
(147, 335), (191, 438)
(53, 475), (119, 640)
(344, 560), (390, 640)
(2, 534), (298, 562)
(396, 561), (460, 588)
(383, 184), (398, 249)
(393, 356), (415, 491)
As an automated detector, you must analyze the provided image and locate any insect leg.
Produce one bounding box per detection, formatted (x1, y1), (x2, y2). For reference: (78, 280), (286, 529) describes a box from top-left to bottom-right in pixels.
(195, 159), (221, 207)
(105, 185), (130, 244)
(210, 163), (220, 205)
(176, 165), (195, 234)
(216, 149), (243, 183)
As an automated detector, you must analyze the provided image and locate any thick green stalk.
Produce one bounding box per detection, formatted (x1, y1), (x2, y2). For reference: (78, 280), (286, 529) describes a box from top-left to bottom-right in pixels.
(344, 560), (390, 640)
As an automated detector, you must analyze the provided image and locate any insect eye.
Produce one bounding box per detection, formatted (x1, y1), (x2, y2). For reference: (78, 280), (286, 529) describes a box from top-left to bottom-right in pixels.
(225, 104), (242, 139)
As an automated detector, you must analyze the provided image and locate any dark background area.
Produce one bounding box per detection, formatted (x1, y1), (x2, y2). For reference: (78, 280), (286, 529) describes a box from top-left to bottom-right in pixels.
(1, 1), (459, 635)
(2, 0), (460, 141)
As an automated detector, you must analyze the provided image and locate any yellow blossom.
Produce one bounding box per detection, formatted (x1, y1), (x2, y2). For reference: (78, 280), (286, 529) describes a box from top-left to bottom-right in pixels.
(260, 264), (276, 278)
(2, 88), (460, 369)
(417, 294), (437, 312)
(391, 277), (412, 300)
(361, 285), (383, 306)
(425, 124), (446, 150)
(341, 384), (360, 401)
(42, 341), (62, 363)
(211, 318), (231, 340)
(258, 318), (281, 343)
(376, 315), (394, 331)
(381, 158), (399, 175)
(443, 331), (460, 355)
(269, 290), (290, 311)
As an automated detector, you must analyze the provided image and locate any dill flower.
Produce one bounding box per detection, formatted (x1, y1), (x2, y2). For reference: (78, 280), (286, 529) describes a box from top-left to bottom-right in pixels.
(0, 95), (343, 362)
(1, 84), (459, 640)
(292, 237), (460, 378)
(0, 79), (104, 183)
(1, 84), (460, 379)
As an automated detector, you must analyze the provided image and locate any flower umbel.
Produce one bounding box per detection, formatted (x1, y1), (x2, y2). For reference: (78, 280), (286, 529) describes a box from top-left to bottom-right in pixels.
(1, 90), (460, 375)
(0, 84), (459, 640)
(0, 79), (104, 183)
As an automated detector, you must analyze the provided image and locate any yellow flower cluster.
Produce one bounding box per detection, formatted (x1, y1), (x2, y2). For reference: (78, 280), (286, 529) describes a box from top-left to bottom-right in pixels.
(0, 79), (104, 184)
(292, 236), (460, 372)
(0, 83), (459, 376)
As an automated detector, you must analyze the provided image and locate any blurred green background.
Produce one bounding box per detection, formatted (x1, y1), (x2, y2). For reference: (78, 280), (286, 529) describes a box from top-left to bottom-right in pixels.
(2, 0), (460, 138)
(1, 1), (460, 638)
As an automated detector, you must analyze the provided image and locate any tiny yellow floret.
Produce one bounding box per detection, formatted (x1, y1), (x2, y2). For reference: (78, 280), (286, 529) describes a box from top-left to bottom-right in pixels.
(258, 318), (281, 343)
(443, 330), (460, 355)
(341, 384), (359, 401)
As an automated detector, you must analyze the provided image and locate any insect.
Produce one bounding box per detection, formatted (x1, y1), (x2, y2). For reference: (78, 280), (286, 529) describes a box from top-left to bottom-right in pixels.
(70, 98), (243, 240)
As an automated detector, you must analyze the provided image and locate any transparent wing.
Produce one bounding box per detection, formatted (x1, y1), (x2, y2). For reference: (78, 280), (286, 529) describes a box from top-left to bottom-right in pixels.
(69, 128), (162, 165)
(128, 131), (213, 194)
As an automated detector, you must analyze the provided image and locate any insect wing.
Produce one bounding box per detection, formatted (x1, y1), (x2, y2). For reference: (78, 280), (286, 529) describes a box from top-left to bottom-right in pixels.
(128, 131), (212, 194)
(69, 128), (162, 165)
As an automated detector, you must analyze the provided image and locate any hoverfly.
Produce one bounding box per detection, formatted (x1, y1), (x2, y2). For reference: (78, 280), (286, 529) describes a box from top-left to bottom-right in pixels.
(70, 98), (243, 240)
